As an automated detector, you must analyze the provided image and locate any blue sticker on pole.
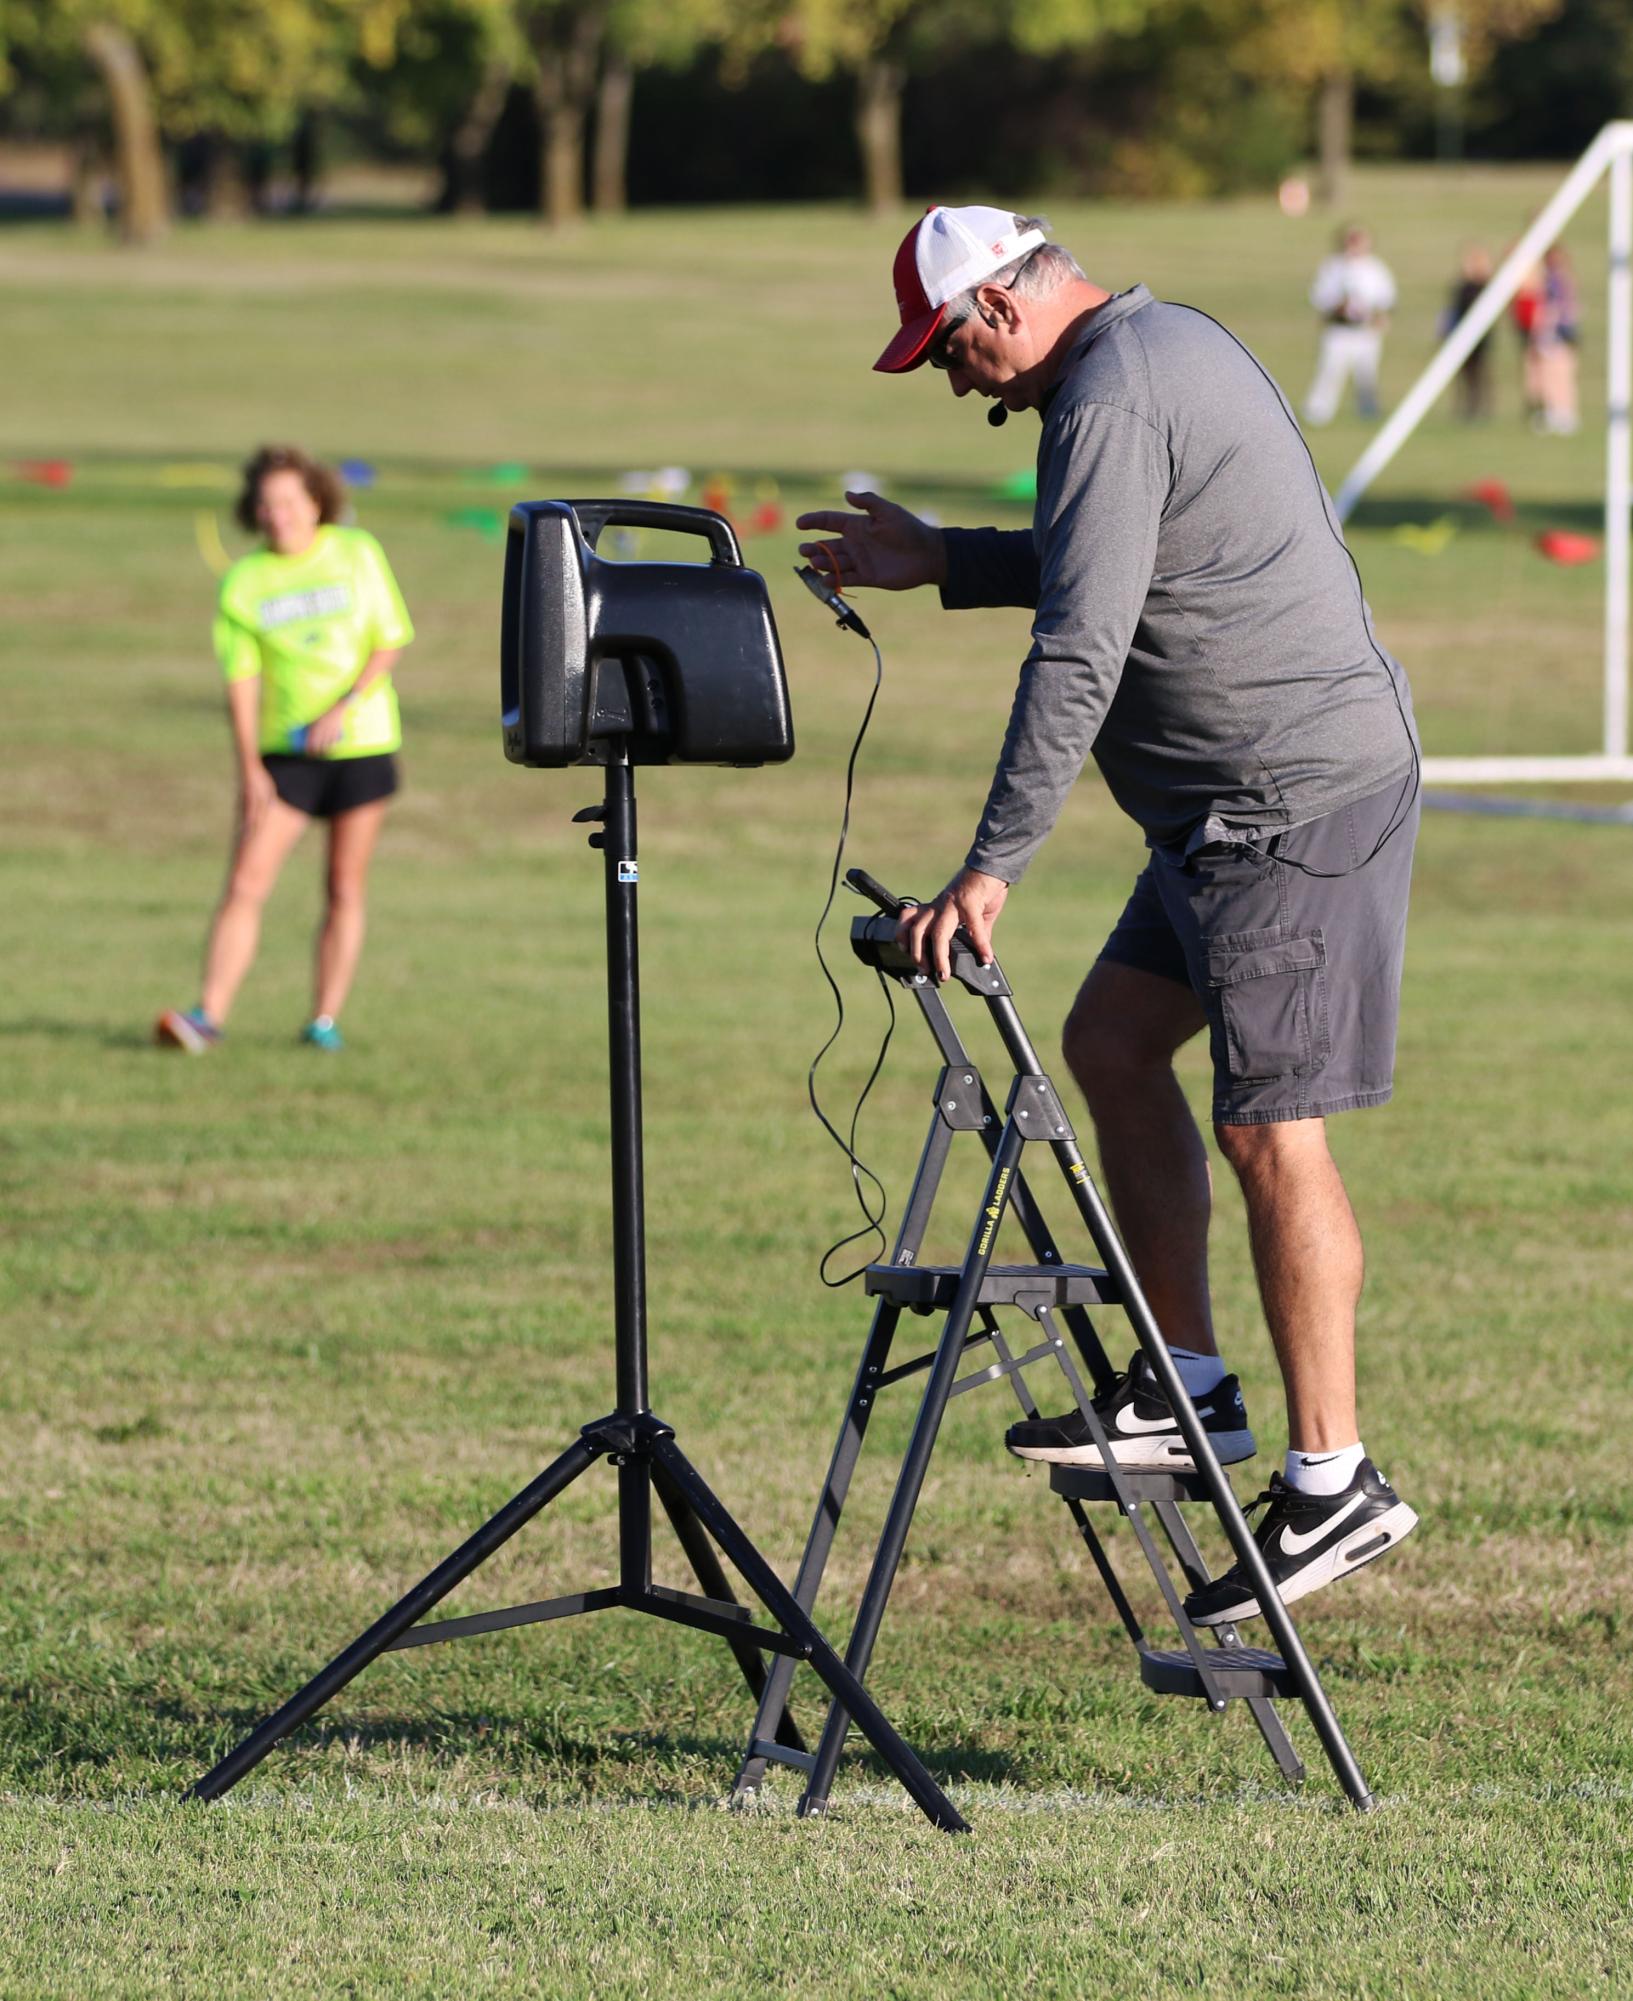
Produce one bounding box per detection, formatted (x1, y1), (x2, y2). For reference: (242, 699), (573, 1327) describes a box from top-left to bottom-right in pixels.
(618, 860), (639, 883)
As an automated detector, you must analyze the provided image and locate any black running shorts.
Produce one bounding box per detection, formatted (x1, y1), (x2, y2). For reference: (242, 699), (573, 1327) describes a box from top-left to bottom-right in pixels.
(262, 753), (399, 819)
(1097, 778), (1419, 1126)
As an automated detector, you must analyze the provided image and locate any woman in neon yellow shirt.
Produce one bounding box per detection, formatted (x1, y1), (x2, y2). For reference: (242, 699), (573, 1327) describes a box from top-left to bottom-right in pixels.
(156, 444), (414, 1053)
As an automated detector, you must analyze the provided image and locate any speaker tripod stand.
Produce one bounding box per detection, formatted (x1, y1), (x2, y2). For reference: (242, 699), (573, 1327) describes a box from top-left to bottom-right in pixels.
(190, 754), (966, 1833)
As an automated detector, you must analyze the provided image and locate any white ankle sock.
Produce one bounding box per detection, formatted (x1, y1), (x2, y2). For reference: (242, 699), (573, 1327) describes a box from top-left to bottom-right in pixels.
(1166, 1347), (1227, 1397)
(1284, 1441), (1365, 1496)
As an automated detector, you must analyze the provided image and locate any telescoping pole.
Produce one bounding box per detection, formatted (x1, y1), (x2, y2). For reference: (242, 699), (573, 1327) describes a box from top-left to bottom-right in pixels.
(602, 754), (649, 1419)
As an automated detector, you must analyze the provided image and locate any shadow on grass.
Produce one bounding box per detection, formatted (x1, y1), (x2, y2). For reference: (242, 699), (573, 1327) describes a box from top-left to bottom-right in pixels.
(1348, 494), (1603, 533)
(0, 1016), (153, 1051)
(21, 1686), (1037, 1802)
(196, 1709), (765, 1781)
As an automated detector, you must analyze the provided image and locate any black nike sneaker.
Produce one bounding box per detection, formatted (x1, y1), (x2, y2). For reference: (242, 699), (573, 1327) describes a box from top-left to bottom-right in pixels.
(1183, 1459), (1418, 1627)
(1004, 1352), (1255, 1470)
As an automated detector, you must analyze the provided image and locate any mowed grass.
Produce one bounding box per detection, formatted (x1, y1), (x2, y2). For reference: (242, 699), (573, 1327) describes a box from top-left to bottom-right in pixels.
(2, 166), (1631, 1995)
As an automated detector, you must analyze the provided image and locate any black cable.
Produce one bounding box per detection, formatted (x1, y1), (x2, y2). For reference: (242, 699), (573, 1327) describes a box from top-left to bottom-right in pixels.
(807, 630), (897, 1286)
(814, 972), (896, 1289)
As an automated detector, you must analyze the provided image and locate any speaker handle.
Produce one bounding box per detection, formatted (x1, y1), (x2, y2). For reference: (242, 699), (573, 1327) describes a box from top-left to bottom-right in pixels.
(566, 500), (743, 567)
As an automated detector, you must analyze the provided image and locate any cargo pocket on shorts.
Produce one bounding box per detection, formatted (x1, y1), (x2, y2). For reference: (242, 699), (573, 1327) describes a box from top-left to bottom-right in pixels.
(1203, 930), (1331, 1083)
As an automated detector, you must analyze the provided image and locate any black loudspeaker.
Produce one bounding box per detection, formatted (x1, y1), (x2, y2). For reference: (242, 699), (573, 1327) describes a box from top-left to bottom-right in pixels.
(501, 499), (796, 769)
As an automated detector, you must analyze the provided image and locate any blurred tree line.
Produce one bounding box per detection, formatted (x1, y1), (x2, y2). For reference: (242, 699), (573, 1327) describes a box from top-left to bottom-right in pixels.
(1, 0), (1627, 243)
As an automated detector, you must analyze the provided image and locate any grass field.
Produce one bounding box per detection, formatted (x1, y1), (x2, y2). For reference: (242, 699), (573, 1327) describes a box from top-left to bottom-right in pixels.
(3, 164), (1631, 1995)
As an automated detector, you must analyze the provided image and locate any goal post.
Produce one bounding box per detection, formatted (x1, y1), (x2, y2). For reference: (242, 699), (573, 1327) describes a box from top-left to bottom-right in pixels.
(1334, 121), (1633, 786)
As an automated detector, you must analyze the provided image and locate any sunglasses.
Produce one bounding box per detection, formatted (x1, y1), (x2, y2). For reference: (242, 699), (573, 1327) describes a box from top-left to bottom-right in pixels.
(927, 314), (972, 371)
(927, 271), (1021, 370)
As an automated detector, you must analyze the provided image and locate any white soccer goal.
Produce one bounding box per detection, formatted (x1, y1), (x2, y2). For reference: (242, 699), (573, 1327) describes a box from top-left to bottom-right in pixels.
(1335, 121), (1633, 786)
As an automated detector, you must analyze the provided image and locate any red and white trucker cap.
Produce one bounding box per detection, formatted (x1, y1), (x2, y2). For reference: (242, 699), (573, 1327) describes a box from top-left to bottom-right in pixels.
(874, 205), (1048, 373)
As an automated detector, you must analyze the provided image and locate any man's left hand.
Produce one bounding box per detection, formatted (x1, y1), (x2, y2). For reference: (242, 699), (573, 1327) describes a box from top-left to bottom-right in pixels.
(896, 867), (1010, 983)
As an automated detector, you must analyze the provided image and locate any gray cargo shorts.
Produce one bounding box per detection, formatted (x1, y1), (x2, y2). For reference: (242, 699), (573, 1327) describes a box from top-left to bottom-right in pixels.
(1097, 777), (1419, 1126)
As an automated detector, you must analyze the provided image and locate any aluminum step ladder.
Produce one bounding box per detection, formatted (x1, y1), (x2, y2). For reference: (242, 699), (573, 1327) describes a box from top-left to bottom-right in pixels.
(732, 869), (1374, 1814)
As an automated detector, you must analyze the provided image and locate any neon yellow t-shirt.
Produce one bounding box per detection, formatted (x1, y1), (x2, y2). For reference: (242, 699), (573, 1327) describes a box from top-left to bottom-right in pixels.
(213, 526), (414, 758)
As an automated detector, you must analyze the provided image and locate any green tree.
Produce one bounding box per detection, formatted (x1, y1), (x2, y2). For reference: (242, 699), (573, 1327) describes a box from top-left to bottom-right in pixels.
(2, 0), (420, 239)
(511, 0), (606, 224)
(768, 0), (1151, 214)
(2, 2), (172, 240)
(1226, 0), (1564, 207)
(592, 0), (730, 213)
(355, 0), (521, 213)
(763, 0), (956, 214)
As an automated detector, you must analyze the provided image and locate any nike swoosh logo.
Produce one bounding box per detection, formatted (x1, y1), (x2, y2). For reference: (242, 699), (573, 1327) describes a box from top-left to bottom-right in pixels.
(1115, 1408), (1177, 1433)
(1115, 1402), (1213, 1434)
(1280, 1492), (1367, 1555)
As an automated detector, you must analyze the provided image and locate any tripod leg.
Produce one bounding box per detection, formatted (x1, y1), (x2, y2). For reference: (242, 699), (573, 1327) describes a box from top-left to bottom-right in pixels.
(649, 1436), (967, 1834)
(652, 1463), (804, 1752)
(190, 1434), (603, 1801)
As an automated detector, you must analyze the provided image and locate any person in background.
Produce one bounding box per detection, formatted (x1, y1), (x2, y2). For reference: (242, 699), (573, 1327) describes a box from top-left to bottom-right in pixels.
(1510, 256), (1546, 422)
(155, 444), (414, 1055)
(1532, 244), (1581, 435)
(1441, 243), (1495, 421)
(1304, 224), (1396, 426)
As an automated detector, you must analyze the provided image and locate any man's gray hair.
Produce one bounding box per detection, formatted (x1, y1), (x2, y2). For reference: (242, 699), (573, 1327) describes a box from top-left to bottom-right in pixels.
(942, 217), (1085, 331)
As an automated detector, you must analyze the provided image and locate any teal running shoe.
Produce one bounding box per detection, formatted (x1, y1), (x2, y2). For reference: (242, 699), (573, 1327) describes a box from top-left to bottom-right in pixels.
(300, 1016), (345, 1052)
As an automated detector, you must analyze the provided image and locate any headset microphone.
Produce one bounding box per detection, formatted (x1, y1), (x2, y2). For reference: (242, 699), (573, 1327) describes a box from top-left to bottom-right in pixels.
(987, 404), (1008, 428)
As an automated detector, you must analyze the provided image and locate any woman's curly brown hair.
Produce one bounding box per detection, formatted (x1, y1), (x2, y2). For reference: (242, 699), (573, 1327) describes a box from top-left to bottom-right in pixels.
(234, 444), (346, 535)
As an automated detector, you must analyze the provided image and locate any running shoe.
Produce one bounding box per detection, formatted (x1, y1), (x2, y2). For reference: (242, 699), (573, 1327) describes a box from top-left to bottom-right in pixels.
(300, 1016), (344, 1052)
(1183, 1459), (1418, 1628)
(1004, 1351), (1255, 1470)
(155, 1007), (222, 1053)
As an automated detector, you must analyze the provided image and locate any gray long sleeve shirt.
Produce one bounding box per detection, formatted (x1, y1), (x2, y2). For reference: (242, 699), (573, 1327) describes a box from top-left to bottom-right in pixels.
(943, 285), (1417, 880)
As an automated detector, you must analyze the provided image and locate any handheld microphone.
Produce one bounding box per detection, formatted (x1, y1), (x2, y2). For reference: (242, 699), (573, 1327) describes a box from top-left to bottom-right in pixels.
(795, 564), (873, 641)
(987, 404), (1008, 428)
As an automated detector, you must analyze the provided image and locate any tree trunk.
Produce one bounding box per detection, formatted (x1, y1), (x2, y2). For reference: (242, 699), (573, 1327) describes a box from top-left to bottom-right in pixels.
(291, 112), (321, 215)
(537, 98), (586, 225)
(528, 3), (606, 227)
(443, 56), (512, 214)
(1316, 69), (1352, 210)
(854, 56), (904, 217)
(592, 52), (633, 215)
(204, 141), (252, 221)
(69, 136), (106, 229)
(82, 22), (167, 243)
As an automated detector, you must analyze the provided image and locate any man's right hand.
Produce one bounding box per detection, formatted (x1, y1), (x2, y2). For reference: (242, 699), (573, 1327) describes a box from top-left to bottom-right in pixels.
(796, 489), (948, 593)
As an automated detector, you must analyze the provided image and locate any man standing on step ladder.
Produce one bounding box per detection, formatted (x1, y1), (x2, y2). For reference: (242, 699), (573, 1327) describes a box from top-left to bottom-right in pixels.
(797, 206), (1421, 1630)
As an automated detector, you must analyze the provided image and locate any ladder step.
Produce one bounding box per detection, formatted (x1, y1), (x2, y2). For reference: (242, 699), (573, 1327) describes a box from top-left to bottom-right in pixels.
(1141, 1646), (1295, 1700)
(866, 1262), (1119, 1312)
(1049, 1465), (1212, 1504)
